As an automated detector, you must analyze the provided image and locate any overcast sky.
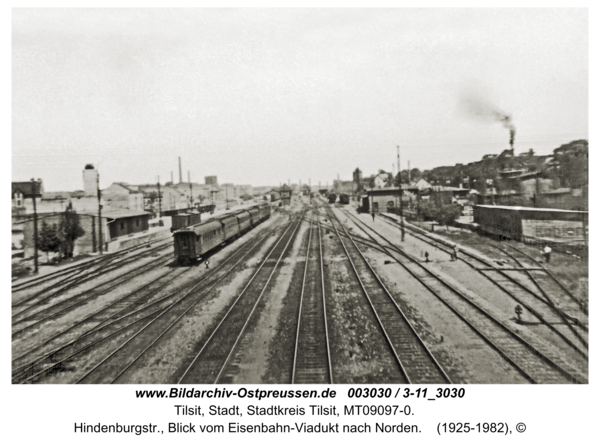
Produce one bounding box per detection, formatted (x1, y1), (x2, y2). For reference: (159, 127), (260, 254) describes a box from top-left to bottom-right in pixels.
(12, 8), (588, 191)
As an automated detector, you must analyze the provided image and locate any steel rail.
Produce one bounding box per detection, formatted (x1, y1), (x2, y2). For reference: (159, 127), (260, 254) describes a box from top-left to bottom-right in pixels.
(340, 207), (585, 384)
(74, 222), (283, 384)
(11, 240), (173, 316)
(12, 265), (188, 372)
(504, 243), (587, 314)
(176, 215), (303, 384)
(491, 245), (588, 344)
(323, 205), (412, 383)
(12, 254), (174, 337)
(373, 212), (588, 358)
(326, 205), (451, 384)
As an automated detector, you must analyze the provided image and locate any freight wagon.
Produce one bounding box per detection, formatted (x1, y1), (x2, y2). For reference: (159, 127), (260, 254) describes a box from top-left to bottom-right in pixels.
(339, 194), (350, 205)
(473, 205), (588, 244)
(171, 212), (202, 232)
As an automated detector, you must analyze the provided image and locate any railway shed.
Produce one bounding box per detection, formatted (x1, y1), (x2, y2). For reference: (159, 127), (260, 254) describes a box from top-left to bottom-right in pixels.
(366, 185), (419, 213)
(100, 209), (151, 240)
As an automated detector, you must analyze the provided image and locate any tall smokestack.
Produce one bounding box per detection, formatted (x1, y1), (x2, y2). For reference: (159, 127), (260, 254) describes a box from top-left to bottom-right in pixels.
(188, 171), (191, 183)
(460, 90), (516, 153)
(408, 160), (411, 183)
(178, 157), (182, 184)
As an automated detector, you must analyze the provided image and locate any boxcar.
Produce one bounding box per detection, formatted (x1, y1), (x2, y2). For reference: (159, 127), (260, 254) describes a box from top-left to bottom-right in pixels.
(328, 194), (337, 204)
(473, 205), (587, 244)
(339, 194), (350, 205)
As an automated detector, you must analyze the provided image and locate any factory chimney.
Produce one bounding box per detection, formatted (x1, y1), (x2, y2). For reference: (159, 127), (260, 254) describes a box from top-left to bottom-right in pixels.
(178, 157), (182, 184)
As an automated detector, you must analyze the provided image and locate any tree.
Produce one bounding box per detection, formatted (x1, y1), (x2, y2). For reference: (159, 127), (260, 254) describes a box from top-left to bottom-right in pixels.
(436, 205), (461, 230)
(417, 201), (439, 221)
(38, 220), (61, 263)
(59, 210), (85, 258)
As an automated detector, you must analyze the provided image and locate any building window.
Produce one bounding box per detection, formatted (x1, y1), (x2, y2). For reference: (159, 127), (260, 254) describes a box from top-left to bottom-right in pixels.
(15, 193), (23, 207)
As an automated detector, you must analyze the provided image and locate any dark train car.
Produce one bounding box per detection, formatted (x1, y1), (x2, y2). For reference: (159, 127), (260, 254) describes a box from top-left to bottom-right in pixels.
(234, 209), (252, 233)
(473, 205), (587, 244)
(171, 212), (202, 232)
(256, 202), (271, 222)
(173, 219), (223, 263)
(339, 193), (350, 205)
(247, 206), (261, 226)
(196, 204), (216, 214)
(328, 193), (337, 204)
(174, 204), (272, 263)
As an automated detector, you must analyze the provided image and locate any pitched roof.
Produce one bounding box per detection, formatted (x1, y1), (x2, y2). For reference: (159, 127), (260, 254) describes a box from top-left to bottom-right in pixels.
(80, 209), (151, 219)
(112, 182), (141, 193)
(12, 181), (42, 197)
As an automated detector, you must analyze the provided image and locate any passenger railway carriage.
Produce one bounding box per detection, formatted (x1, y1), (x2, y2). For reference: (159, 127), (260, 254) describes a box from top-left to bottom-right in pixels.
(173, 203), (271, 264)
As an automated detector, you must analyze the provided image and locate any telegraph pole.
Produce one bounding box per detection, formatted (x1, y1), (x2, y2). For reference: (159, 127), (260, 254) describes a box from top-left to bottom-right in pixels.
(397, 146), (405, 241)
(30, 178), (39, 273)
(98, 173), (103, 254)
(157, 176), (162, 220)
(188, 171), (193, 209)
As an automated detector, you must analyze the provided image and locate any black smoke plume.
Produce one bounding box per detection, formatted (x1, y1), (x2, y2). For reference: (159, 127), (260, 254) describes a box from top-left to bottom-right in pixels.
(459, 91), (516, 148)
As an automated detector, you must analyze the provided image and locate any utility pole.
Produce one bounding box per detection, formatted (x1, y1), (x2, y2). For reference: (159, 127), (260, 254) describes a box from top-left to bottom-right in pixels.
(157, 176), (162, 220)
(30, 178), (39, 273)
(188, 171), (193, 209)
(226, 185), (229, 210)
(397, 146), (405, 241)
(97, 173), (103, 254)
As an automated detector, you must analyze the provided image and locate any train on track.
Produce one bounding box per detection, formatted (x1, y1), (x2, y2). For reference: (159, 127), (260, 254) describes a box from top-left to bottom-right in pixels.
(338, 193), (350, 205)
(173, 203), (271, 264)
(327, 193), (337, 204)
(171, 212), (202, 232)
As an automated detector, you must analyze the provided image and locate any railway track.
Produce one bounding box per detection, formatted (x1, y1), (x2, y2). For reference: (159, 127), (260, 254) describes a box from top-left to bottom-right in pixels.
(12, 251), (175, 338)
(323, 204), (452, 384)
(337, 206), (586, 384)
(10, 240), (167, 292)
(176, 213), (305, 384)
(11, 265), (191, 381)
(371, 212), (588, 359)
(14, 220), (282, 384)
(292, 211), (333, 384)
(12, 238), (173, 316)
(494, 244), (588, 317)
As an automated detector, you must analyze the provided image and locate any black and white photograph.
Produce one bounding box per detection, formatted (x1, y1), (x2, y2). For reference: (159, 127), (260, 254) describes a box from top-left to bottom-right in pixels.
(10, 7), (589, 389)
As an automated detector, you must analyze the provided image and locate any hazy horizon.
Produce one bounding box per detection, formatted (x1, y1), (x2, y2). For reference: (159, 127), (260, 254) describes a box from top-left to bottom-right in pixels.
(12, 8), (588, 192)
